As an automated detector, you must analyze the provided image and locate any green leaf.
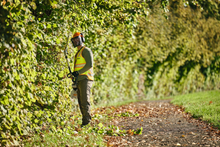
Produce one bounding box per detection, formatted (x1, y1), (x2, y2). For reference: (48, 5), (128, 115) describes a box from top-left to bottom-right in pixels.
(15, 73), (20, 80)
(9, 82), (12, 88)
(26, 63), (30, 68)
(18, 87), (23, 95)
(56, 38), (60, 44)
(45, 86), (50, 91)
(27, 112), (33, 118)
(31, 84), (35, 91)
(42, 73), (46, 79)
(98, 123), (103, 128)
(58, 71), (64, 78)
(34, 119), (39, 123)
(10, 58), (15, 65)
(30, 2), (37, 10)
(53, 1), (58, 4)
(28, 34), (33, 40)
(47, 24), (52, 29)
(27, 93), (33, 99)
(134, 127), (143, 135)
(53, 24), (57, 28)
(4, 98), (9, 105)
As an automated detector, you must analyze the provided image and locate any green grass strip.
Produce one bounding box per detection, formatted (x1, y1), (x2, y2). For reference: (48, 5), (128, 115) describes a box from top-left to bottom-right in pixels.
(171, 90), (220, 129)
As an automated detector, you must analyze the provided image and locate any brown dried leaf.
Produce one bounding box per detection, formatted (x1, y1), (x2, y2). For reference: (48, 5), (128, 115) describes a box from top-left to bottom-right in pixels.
(127, 129), (134, 135)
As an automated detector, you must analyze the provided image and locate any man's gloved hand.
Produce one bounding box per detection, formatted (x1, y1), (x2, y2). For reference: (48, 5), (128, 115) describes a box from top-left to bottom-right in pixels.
(72, 71), (79, 77)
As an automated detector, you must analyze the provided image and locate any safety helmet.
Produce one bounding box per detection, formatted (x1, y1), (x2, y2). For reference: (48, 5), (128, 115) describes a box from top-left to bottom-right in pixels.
(71, 32), (85, 47)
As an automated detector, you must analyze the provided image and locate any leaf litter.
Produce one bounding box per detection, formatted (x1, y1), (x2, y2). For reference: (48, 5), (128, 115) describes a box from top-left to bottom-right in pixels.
(24, 99), (220, 146)
(94, 99), (220, 146)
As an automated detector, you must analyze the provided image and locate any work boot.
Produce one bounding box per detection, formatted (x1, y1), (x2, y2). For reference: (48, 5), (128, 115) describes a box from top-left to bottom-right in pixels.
(81, 122), (90, 128)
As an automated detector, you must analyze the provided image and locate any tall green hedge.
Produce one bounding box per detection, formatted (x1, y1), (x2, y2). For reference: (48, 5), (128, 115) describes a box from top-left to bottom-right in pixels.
(0, 0), (148, 145)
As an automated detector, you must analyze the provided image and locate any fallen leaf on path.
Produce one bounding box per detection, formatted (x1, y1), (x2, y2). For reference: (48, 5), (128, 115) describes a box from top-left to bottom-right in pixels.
(127, 129), (134, 135)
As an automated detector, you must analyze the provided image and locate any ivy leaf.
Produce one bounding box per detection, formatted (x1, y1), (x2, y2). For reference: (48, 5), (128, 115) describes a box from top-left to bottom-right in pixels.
(45, 86), (50, 91)
(56, 38), (60, 44)
(53, 23), (57, 28)
(134, 127), (143, 135)
(34, 119), (39, 123)
(27, 93), (33, 99)
(27, 34), (34, 40)
(98, 123), (103, 128)
(47, 24), (52, 29)
(30, 2), (37, 10)
(58, 71), (64, 78)
(4, 98), (9, 105)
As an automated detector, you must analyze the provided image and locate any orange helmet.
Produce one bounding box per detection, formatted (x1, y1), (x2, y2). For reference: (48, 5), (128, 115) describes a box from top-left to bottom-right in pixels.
(73, 32), (81, 38)
(71, 32), (85, 47)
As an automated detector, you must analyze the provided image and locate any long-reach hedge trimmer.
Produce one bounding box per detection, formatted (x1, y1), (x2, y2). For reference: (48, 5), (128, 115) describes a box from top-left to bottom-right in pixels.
(64, 34), (77, 90)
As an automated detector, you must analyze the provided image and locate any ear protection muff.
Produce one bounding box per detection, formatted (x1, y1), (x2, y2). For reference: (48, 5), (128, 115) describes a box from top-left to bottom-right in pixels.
(80, 33), (85, 42)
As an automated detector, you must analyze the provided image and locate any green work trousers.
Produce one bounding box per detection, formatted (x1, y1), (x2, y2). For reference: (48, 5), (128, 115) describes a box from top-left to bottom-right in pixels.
(77, 78), (93, 125)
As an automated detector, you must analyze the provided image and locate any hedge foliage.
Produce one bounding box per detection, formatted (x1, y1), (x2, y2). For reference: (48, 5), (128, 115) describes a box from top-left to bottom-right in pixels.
(0, 0), (220, 146)
(136, 0), (220, 98)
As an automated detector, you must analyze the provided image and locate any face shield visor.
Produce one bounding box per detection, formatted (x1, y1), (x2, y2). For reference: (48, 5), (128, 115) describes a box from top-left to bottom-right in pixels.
(71, 36), (83, 48)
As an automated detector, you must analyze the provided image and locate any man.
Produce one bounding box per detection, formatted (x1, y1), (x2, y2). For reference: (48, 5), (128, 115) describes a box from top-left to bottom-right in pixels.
(71, 32), (94, 127)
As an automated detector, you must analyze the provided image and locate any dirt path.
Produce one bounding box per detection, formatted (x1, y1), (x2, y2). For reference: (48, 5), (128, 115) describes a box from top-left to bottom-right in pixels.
(104, 100), (220, 147)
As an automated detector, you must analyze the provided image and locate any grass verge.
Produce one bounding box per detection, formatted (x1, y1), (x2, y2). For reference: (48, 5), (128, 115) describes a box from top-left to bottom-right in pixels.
(171, 90), (220, 129)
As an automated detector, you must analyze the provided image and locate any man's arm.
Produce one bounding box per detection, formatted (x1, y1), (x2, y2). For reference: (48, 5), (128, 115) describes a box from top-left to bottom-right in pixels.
(77, 47), (93, 74)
